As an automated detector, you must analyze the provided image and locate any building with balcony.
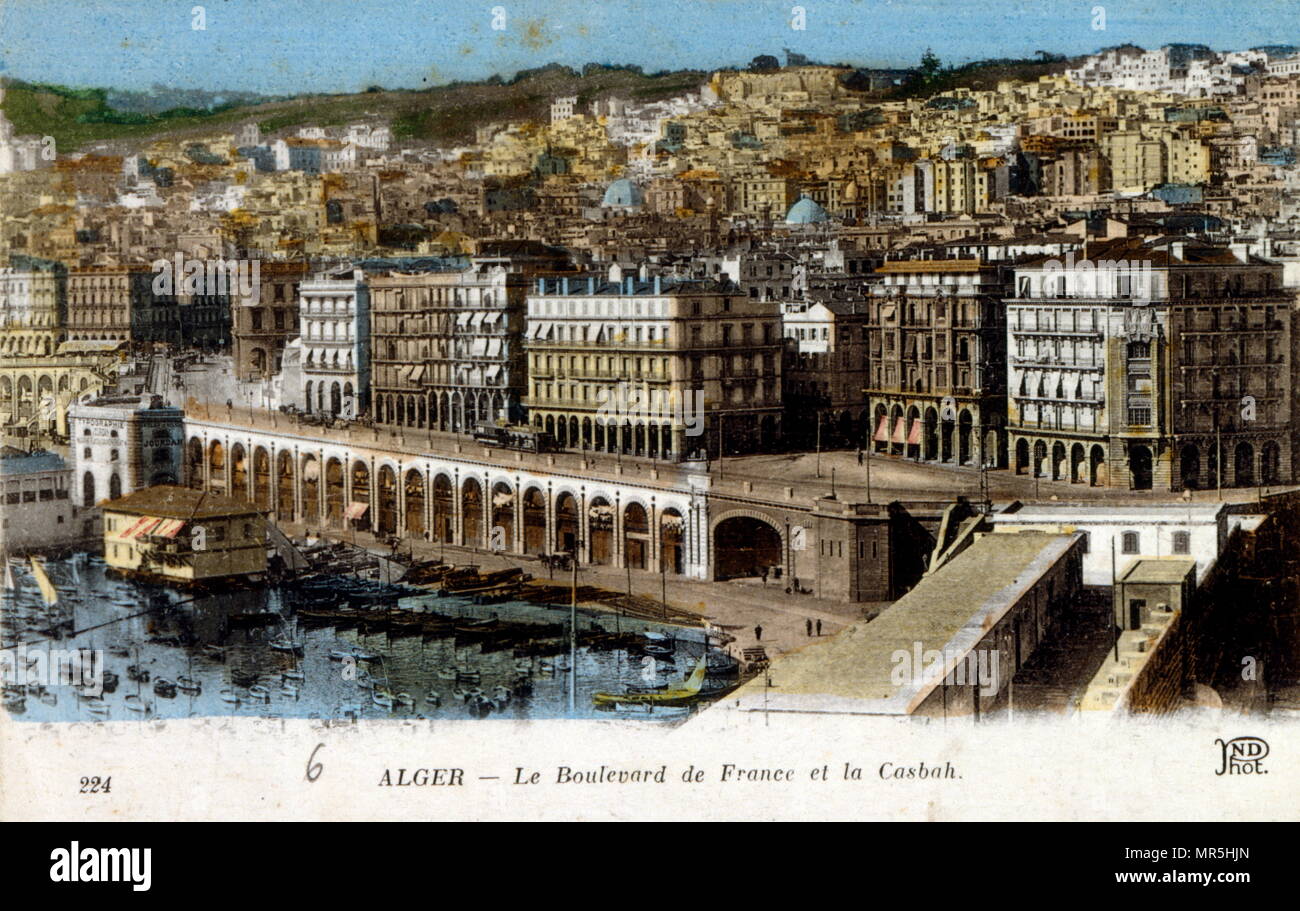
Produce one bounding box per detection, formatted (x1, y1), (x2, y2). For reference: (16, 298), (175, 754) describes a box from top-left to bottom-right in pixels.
(865, 258), (1007, 468)
(0, 260), (66, 359)
(367, 242), (574, 434)
(233, 261), (309, 380)
(524, 267), (783, 460)
(1004, 239), (1292, 490)
(65, 266), (154, 344)
(298, 268), (370, 418)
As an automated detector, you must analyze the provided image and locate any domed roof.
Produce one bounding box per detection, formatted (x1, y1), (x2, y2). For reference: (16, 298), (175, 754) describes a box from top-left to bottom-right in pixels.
(785, 194), (829, 224)
(601, 178), (644, 208)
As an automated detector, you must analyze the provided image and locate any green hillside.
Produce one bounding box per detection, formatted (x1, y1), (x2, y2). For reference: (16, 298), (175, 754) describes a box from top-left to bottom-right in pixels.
(1, 64), (708, 152)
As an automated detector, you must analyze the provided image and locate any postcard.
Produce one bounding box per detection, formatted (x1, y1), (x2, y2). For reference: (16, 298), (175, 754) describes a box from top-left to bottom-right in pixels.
(1, 0), (1297, 826)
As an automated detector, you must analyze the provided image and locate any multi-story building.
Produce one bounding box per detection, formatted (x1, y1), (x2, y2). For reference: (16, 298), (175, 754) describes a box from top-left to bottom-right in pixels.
(524, 268), (783, 459)
(102, 485), (266, 584)
(781, 296), (871, 450)
(866, 259), (1007, 468)
(68, 393), (184, 508)
(298, 268), (370, 417)
(0, 448), (77, 551)
(65, 266), (154, 344)
(368, 242), (573, 434)
(1004, 240), (1292, 490)
(0, 259), (66, 359)
(232, 261), (309, 380)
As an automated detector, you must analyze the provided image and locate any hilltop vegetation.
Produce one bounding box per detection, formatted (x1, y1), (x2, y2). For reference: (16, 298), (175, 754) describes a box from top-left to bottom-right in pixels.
(1, 64), (708, 152)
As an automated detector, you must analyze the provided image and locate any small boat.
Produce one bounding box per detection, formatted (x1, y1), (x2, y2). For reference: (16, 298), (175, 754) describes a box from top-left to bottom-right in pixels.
(282, 668), (305, 682)
(436, 667), (457, 680)
(455, 669), (481, 684)
(593, 657), (708, 708)
(176, 675), (202, 695)
(84, 699), (110, 718)
(202, 645), (227, 662)
(2, 689), (26, 712)
(394, 692), (415, 707)
(126, 664), (151, 684)
(123, 694), (150, 714)
(247, 685), (271, 702)
(372, 689), (396, 709)
(108, 646), (131, 659)
(101, 671), (120, 694)
(219, 689), (242, 704)
(355, 671), (374, 690)
(38, 688), (57, 707)
(269, 637), (304, 655)
(425, 691), (441, 706)
(153, 678), (178, 699)
(281, 683), (301, 698)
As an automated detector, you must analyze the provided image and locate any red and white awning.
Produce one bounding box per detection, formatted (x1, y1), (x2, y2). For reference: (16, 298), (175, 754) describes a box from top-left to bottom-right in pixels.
(345, 502), (369, 520)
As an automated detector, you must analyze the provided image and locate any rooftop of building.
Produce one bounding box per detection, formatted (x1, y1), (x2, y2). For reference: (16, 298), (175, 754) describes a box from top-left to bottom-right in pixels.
(530, 273), (740, 296)
(0, 448), (67, 475)
(727, 531), (1081, 713)
(995, 501), (1225, 521)
(102, 485), (264, 520)
(1119, 558), (1198, 584)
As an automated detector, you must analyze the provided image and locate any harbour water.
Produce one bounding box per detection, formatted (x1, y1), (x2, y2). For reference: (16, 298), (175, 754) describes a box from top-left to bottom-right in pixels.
(1, 554), (732, 724)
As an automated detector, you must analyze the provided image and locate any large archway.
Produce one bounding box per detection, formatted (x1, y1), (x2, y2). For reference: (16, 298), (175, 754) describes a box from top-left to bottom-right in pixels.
(230, 444), (248, 501)
(1129, 445), (1153, 491)
(432, 474), (453, 544)
(1234, 441), (1254, 487)
(1261, 441), (1282, 486)
(325, 458), (345, 528)
(186, 439), (204, 489)
(555, 492), (578, 556)
(588, 496), (613, 564)
(350, 460), (371, 531)
(522, 487), (546, 554)
(461, 477), (482, 547)
(377, 465), (397, 537)
(300, 455), (320, 524)
(276, 451), (294, 518)
(253, 447), (271, 509)
(623, 502), (649, 570)
(208, 441), (226, 494)
(713, 515), (782, 581)
(405, 469), (425, 537)
(660, 508), (684, 574)
(491, 481), (514, 551)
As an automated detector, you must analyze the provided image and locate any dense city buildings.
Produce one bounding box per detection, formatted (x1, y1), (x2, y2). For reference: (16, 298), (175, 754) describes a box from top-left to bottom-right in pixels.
(523, 268), (784, 459)
(232, 261), (309, 380)
(298, 268), (370, 418)
(866, 259), (1007, 468)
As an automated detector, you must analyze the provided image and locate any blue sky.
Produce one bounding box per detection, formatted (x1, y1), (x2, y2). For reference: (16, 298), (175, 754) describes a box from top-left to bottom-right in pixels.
(0, 0), (1295, 95)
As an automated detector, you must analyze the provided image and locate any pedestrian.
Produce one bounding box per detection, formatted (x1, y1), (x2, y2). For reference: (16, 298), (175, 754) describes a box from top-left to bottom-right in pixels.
(805, 618), (812, 637)
(857, 448), (864, 466)
(760, 566), (768, 586)
(754, 624), (763, 642)
(816, 618), (822, 636)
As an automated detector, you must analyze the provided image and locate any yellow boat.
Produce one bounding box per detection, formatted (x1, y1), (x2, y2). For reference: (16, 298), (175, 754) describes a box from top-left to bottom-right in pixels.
(593, 656), (708, 707)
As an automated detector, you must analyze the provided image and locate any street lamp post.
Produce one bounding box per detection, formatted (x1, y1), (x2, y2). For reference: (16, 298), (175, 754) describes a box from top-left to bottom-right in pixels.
(568, 538), (582, 715)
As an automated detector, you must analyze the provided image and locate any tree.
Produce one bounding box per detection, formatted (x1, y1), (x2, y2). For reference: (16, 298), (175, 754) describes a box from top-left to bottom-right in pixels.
(920, 49), (942, 82)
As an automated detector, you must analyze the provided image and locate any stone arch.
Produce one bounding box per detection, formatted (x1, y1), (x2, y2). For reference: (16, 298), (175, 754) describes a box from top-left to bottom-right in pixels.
(208, 440), (226, 493)
(300, 454), (320, 524)
(523, 486), (546, 554)
(548, 490), (576, 555)
(588, 495), (613, 564)
(490, 480), (514, 550)
(377, 464), (398, 536)
(253, 446), (271, 509)
(230, 443), (249, 500)
(1261, 441), (1282, 486)
(186, 438), (204, 489)
(1015, 438), (1029, 475)
(623, 501), (649, 570)
(405, 468), (425, 537)
(276, 450), (294, 517)
(1090, 445), (1106, 487)
(82, 471), (96, 507)
(660, 507), (684, 574)
(325, 458), (345, 527)
(1129, 444), (1153, 491)
(1051, 441), (1066, 481)
(1070, 443), (1085, 484)
(710, 510), (785, 581)
(461, 476), (483, 547)
(1234, 441), (1254, 487)
(432, 473), (454, 543)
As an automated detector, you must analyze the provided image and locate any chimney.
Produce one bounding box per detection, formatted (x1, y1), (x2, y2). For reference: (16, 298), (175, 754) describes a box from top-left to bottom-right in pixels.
(653, 275), (662, 294)
(639, 263), (650, 281)
(1170, 240), (1185, 262)
(561, 277), (569, 294)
